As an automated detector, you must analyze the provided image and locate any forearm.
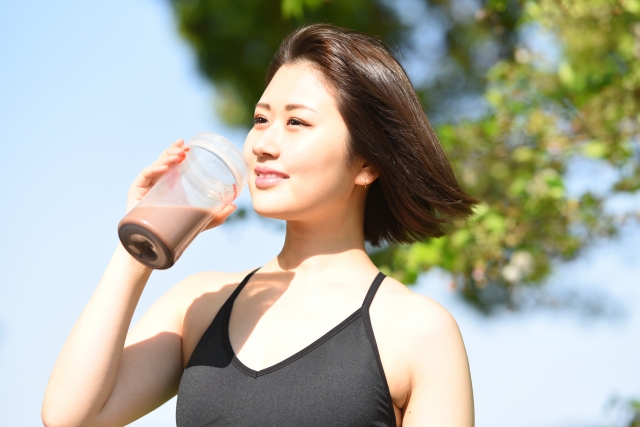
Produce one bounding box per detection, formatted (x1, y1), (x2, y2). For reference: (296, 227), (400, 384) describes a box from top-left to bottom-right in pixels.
(42, 244), (152, 427)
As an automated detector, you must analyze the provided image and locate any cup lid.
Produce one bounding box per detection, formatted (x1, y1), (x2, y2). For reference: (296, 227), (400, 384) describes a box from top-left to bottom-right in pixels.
(184, 132), (249, 200)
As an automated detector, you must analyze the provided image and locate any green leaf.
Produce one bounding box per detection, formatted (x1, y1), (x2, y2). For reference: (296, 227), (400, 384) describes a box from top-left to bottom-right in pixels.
(451, 229), (473, 248)
(281, 0), (323, 21)
(558, 62), (575, 88)
(583, 141), (608, 159)
(483, 212), (506, 236)
(620, 0), (640, 14)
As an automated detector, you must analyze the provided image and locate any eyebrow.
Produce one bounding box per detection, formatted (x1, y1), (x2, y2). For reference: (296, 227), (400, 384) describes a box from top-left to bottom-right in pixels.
(255, 102), (316, 112)
(285, 103), (316, 112)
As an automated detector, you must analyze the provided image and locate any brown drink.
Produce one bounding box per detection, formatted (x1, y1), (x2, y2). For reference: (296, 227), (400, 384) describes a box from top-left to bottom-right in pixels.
(118, 205), (215, 269)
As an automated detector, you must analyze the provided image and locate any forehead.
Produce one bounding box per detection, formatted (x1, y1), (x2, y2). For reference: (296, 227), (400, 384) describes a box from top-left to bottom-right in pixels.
(260, 62), (338, 110)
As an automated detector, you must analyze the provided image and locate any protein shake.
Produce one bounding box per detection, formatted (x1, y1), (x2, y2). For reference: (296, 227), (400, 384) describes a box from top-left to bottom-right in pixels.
(118, 132), (248, 269)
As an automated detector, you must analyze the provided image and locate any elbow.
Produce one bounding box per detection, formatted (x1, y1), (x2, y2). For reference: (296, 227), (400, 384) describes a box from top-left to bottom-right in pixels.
(42, 410), (66, 427)
(42, 406), (73, 427)
(42, 400), (61, 427)
(42, 403), (95, 427)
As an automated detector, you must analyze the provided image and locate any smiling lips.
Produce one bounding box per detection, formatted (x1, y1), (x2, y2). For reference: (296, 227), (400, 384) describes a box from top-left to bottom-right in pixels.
(255, 166), (289, 188)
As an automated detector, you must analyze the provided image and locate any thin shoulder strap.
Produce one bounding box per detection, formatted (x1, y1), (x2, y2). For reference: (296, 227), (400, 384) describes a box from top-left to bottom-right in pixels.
(226, 268), (260, 305)
(360, 271), (396, 427)
(361, 272), (386, 309)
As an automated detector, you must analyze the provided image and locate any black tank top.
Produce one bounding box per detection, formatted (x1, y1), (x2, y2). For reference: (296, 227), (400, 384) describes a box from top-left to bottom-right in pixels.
(176, 270), (396, 427)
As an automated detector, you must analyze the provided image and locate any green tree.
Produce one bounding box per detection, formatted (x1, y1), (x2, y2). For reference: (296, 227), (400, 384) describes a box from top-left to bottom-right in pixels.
(168, 0), (640, 313)
(170, 0), (404, 125)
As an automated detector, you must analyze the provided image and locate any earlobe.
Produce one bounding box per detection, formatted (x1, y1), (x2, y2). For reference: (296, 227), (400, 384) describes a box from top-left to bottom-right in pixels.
(356, 161), (379, 188)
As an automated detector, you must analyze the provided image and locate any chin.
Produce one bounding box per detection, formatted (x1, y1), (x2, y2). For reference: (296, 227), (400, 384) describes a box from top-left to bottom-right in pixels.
(252, 204), (292, 221)
(250, 194), (292, 220)
(248, 184), (325, 221)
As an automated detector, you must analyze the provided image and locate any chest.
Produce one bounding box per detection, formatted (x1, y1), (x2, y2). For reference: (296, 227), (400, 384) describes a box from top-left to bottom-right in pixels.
(179, 306), (396, 427)
(179, 276), (408, 426)
(226, 285), (410, 411)
(228, 285), (365, 370)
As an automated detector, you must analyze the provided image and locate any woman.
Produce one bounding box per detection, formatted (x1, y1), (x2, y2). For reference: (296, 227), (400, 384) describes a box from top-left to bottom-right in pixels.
(43, 24), (477, 427)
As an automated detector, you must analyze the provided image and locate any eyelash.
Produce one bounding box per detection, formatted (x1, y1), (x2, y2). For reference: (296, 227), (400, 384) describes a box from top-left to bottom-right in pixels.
(287, 118), (307, 126)
(252, 116), (309, 127)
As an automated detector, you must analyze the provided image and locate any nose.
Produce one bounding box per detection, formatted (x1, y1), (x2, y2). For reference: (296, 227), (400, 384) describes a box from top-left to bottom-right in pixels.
(252, 125), (281, 159)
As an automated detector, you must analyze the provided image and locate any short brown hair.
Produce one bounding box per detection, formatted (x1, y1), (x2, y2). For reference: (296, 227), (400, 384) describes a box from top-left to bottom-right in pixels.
(266, 24), (479, 246)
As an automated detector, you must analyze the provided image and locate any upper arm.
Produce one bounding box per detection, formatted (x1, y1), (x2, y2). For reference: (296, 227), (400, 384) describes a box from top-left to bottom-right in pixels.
(401, 302), (474, 427)
(94, 272), (223, 427)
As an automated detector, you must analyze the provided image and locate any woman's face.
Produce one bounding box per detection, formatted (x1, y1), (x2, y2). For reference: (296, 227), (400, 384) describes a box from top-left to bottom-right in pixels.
(244, 61), (361, 222)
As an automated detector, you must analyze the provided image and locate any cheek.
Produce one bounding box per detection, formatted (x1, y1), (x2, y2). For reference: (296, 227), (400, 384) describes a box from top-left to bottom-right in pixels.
(284, 127), (352, 196)
(286, 125), (349, 174)
(287, 146), (353, 199)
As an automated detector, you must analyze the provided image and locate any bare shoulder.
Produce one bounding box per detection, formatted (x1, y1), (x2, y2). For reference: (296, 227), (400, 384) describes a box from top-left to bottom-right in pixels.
(167, 269), (251, 313)
(371, 276), (473, 423)
(125, 268), (256, 369)
(170, 269), (256, 364)
(372, 276), (461, 344)
(127, 269), (253, 342)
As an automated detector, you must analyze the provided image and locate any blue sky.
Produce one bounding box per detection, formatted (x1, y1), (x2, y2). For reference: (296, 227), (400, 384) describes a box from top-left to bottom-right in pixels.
(0, 1), (639, 426)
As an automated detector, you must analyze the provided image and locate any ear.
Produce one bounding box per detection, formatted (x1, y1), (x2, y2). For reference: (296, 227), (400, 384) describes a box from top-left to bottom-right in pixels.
(355, 160), (379, 187)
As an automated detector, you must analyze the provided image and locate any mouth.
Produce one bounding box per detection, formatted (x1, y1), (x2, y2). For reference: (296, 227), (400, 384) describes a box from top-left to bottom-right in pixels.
(256, 172), (288, 178)
(255, 166), (289, 188)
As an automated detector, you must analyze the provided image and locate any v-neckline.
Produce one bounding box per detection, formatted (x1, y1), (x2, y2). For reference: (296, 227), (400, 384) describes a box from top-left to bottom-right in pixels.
(224, 306), (364, 378)
(222, 271), (385, 378)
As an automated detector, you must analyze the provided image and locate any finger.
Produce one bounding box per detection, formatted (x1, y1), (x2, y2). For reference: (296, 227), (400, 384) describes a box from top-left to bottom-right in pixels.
(166, 145), (187, 156)
(204, 204), (237, 230)
(165, 153), (186, 165)
(151, 140), (187, 167)
(167, 139), (186, 155)
(167, 139), (184, 151)
(151, 151), (186, 169)
(134, 164), (169, 188)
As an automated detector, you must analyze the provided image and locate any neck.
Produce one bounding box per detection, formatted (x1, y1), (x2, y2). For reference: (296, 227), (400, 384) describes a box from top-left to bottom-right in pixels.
(275, 198), (373, 274)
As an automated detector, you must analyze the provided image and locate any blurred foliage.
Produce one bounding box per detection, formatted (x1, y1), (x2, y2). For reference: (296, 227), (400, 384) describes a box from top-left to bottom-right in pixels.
(373, 0), (640, 313)
(609, 396), (640, 427)
(169, 0), (404, 125)
(630, 400), (640, 427)
(170, 0), (640, 313)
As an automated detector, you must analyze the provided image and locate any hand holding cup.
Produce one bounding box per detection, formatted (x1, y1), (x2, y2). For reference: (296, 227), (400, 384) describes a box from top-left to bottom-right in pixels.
(119, 133), (248, 269)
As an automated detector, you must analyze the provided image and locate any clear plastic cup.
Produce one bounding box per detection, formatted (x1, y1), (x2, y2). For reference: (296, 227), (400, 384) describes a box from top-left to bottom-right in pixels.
(118, 132), (248, 269)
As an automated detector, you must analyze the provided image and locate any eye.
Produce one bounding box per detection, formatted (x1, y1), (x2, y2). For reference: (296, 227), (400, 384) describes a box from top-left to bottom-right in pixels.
(287, 118), (308, 126)
(253, 116), (268, 126)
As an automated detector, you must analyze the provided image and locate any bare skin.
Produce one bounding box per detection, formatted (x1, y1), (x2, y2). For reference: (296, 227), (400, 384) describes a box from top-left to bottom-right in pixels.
(42, 62), (474, 427)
